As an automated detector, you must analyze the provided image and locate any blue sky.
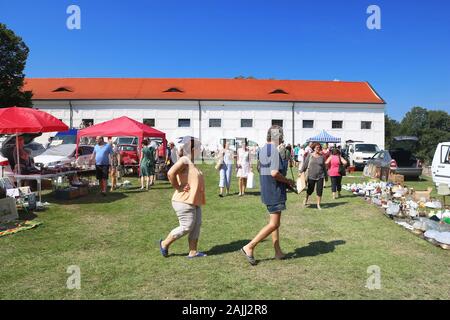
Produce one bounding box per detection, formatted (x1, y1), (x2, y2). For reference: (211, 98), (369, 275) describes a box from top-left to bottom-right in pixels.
(1, 0), (449, 120)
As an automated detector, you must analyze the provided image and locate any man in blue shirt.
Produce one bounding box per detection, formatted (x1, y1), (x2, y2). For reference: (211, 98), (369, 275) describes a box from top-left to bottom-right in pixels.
(90, 136), (113, 196)
(241, 125), (295, 265)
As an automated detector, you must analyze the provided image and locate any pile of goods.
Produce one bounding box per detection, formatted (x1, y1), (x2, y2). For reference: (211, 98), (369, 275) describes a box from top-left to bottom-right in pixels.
(343, 181), (450, 249)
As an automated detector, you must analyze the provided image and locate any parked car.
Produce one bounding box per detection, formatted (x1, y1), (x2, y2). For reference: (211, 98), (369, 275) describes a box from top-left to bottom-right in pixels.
(49, 129), (78, 146)
(432, 142), (450, 187)
(0, 133), (43, 171)
(345, 141), (380, 169)
(0, 154), (13, 178)
(34, 144), (94, 169)
(364, 136), (423, 180)
(118, 144), (139, 167)
(0, 136), (7, 149)
(116, 136), (138, 146)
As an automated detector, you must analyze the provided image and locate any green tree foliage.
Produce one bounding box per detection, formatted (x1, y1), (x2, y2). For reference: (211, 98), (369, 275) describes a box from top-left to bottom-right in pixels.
(386, 107), (450, 164)
(0, 23), (32, 108)
(384, 115), (400, 149)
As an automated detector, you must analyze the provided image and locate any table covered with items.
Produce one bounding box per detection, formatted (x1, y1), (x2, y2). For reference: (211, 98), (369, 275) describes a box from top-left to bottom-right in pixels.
(343, 180), (450, 250)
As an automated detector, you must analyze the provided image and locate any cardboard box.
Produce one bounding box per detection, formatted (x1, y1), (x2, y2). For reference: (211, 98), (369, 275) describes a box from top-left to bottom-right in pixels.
(78, 186), (89, 196)
(412, 187), (433, 202)
(389, 173), (405, 186)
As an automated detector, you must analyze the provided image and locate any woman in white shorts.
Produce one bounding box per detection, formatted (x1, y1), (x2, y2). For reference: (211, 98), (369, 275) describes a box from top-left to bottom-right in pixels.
(236, 140), (251, 196)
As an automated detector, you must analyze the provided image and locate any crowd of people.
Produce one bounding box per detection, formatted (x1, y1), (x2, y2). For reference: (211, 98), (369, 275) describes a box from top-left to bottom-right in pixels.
(88, 128), (349, 264)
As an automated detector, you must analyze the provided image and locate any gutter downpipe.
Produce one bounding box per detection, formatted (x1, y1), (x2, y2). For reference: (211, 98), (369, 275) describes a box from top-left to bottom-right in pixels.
(292, 102), (295, 145)
(198, 100), (203, 162)
(69, 100), (73, 129)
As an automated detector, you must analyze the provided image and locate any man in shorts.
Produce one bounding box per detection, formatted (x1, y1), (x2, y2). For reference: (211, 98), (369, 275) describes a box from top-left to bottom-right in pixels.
(90, 136), (113, 196)
(241, 125), (295, 265)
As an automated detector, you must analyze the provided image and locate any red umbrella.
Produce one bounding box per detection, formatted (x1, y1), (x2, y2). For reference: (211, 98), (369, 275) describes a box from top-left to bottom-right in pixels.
(0, 106), (68, 134)
(0, 106), (68, 174)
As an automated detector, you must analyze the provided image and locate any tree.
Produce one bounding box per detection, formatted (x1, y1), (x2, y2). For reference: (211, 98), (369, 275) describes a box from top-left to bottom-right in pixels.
(0, 23), (32, 108)
(399, 106), (428, 137)
(384, 115), (399, 149)
(389, 106), (450, 164)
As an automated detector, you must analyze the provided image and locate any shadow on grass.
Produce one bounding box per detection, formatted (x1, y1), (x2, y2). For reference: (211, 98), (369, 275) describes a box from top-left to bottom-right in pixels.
(166, 239), (255, 257)
(240, 191), (261, 197)
(336, 195), (355, 199)
(18, 211), (39, 221)
(256, 240), (346, 263)
(205, 239), (253, 256)
(42, 191), (128, 205)
(319, 202), (348, 209)
(285, 240), (346, 259)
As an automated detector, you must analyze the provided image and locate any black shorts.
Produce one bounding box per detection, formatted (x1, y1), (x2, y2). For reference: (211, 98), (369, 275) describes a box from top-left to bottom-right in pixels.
(96, 165), (110, 180)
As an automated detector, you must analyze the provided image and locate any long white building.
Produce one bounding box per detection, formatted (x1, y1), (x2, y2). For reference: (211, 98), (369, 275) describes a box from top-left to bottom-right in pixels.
(24, 78), (386, 150)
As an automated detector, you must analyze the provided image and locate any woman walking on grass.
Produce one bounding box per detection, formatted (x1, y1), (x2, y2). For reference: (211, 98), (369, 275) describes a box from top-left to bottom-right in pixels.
(300, 142), (327, 210)
(236, 139), (251, 196)
(325, 148), (348, 199)
(140, 139), (155, 190)
(159, 137), (207, 258)
(218, 141), (234, 197)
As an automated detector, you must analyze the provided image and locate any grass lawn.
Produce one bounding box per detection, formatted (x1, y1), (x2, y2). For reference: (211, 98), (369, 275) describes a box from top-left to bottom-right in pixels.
(0, 166), (449, 300)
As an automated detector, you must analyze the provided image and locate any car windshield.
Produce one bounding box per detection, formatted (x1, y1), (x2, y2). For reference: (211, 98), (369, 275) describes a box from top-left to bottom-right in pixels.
(120, 146), (136, 151)
(355, 144), (379, 152)
(117, 137), (137, 145)
(40, 144), (76, 157)
(25, 143), (43, 150)
(52, 135), (77, 145)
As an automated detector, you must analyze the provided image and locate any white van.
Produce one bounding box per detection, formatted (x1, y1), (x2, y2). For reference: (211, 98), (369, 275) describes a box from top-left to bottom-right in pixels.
(431, 142), (450, 187)
(345, 141), (380, 169)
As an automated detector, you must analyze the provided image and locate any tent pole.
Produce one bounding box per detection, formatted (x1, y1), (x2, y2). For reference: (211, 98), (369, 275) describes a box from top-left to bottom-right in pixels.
(16, 134), (21, 175)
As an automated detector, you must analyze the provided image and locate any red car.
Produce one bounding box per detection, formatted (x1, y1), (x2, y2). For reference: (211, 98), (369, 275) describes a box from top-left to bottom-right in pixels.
(118, 144), (139, 167)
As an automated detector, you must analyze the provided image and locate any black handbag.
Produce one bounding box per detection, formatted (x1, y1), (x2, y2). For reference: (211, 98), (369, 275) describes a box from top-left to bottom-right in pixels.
(338, 157), (346, 176)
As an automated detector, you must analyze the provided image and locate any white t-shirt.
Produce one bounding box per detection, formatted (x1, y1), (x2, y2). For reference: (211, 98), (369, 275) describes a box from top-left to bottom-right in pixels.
(170, 147), (178, 164)
(223, 149), (234, 165)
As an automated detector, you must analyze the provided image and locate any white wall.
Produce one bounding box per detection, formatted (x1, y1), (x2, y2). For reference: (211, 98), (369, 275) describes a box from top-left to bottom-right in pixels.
(33, 99), (385, 150)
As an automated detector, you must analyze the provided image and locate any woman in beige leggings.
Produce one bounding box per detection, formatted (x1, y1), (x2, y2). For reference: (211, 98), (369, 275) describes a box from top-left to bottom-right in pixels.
(159, 137), (207, 258)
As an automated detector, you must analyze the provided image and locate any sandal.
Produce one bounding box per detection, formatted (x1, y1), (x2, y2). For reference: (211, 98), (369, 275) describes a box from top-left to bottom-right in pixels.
(159, 239), (168, 257)
(241, 247), (257, 266)
(187, 252), (207, 259)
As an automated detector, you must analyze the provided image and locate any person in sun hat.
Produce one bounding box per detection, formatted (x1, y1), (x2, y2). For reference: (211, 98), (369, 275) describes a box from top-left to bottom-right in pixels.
(159, 136), (207, 259)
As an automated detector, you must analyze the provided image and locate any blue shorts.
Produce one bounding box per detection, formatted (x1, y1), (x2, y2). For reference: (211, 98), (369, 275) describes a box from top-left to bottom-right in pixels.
(266, 202), (286, 214)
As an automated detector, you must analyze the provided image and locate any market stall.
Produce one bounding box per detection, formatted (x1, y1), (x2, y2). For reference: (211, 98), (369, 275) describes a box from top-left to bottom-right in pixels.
(0, 107), (92, 207)
(306, 130), (341, 143)
(76, 116), (166, 166)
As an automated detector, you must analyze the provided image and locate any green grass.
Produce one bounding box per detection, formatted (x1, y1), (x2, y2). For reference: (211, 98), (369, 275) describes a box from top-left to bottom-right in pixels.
(0, 166), (449, 300)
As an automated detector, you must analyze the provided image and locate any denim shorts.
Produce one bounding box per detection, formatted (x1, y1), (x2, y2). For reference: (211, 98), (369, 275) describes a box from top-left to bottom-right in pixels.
(266, 202), (286, 214)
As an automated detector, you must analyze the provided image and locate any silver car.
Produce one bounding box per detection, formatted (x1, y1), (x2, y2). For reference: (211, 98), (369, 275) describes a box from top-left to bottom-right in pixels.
(365, 136), (423, 180)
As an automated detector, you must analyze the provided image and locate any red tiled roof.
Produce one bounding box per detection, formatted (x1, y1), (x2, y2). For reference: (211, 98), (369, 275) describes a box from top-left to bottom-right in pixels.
(23, 78), (385, 104)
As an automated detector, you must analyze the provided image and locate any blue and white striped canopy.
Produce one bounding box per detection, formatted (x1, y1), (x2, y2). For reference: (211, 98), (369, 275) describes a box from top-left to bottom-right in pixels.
(306, 130), (341, 143)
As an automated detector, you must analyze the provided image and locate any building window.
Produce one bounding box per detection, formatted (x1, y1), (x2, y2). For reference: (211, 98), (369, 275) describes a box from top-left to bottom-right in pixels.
(143, 118), (155, 127)
(303, 120), (314, 128)
(272, 119), (283, 127)
(209, 119), (222, 127)
(361, 121), (372, 130)
(241, 119), (253, 128)
(332, 120), (343, 129)
(81, 119), (94, 128)
(178, 119), (191, 127)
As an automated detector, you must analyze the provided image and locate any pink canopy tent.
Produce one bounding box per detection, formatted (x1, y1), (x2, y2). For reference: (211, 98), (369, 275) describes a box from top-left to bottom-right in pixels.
(76, 116), (166, 161)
